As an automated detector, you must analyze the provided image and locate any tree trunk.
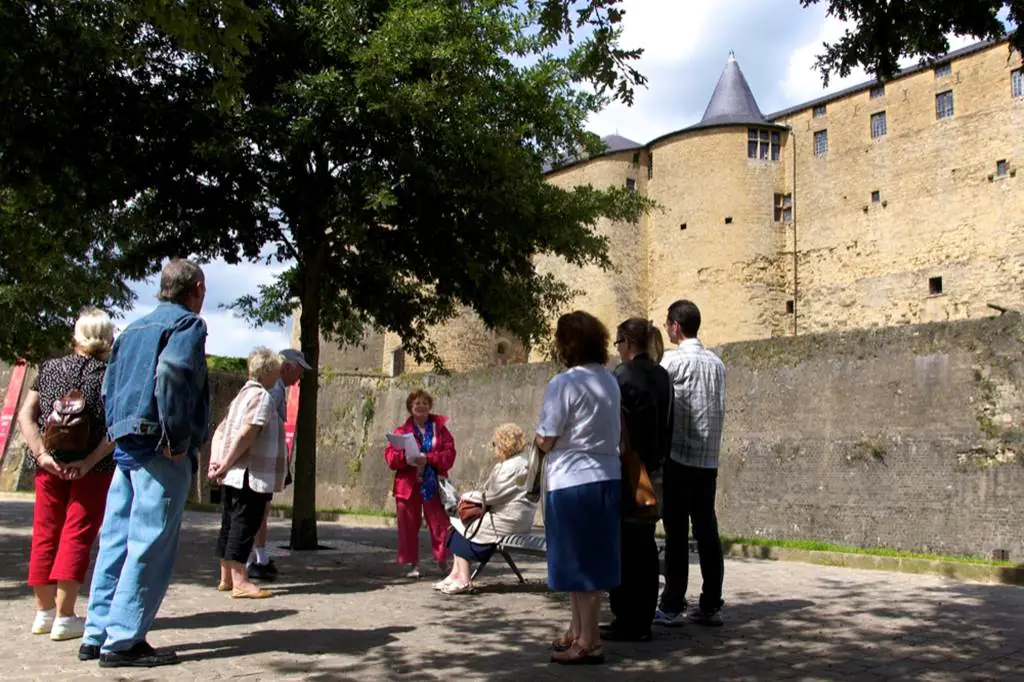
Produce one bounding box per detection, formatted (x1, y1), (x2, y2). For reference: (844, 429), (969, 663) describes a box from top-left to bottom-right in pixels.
(290, 275), (322, 550)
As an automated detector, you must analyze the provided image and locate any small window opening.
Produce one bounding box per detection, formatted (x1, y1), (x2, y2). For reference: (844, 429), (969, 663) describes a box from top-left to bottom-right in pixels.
(870, 84), (885, 99)
(785, 300), (794, 314)
(929, 276), (943, 296)
(724, 216), (733, 225)
(679, 223), (687, 231)
(647, 154), (653, 179)
(496, 342), (507, 356)
(632, 152), (640, 165)
(626, 178), (636, 192)
(812, 104), (826, 117)
(934, 62), (952, 78)
(996, 160), (1008, 177)
(871, 190), (881, 203)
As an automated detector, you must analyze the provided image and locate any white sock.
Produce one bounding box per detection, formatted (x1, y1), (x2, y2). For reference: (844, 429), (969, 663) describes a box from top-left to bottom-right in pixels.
(38, 608), (55, 618)
(255, 548), (270, 565)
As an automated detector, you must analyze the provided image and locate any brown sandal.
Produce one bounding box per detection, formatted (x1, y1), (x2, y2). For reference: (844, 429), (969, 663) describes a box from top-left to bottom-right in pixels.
(551, 632), (575, 652)
(551, 642), (605, 665)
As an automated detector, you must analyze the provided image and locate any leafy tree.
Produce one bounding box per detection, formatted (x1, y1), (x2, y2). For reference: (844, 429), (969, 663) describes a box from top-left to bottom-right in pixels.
(802, 0), (1022, 86)
(2, 0), (652, 550)
(0, 0), (265, 361)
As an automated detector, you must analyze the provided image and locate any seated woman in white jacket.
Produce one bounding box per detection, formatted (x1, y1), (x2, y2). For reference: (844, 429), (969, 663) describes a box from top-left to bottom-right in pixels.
(435, 423), (537, 595)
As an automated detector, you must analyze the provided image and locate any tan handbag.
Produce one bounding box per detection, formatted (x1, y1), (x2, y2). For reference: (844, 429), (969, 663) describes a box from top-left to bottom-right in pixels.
(620, 410), (659, 522)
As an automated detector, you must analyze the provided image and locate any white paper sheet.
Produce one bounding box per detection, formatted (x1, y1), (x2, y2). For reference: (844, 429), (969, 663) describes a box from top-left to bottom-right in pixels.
(386, 432), (421, 466)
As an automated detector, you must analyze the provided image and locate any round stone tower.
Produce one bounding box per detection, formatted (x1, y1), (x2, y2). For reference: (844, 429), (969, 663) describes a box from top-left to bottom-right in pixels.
(645, 52), (790, 345)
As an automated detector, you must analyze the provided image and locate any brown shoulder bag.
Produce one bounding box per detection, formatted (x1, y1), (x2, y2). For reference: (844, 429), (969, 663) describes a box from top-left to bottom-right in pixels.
(42, 360), (93, 461)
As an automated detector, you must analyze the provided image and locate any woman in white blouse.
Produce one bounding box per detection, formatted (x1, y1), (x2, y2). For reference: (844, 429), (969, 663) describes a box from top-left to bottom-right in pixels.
(436, 423), (536, 595)
(535, 311), (621, 665)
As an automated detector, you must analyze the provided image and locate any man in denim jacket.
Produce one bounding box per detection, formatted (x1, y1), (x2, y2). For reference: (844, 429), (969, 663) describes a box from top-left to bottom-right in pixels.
(80, 259), (210, 668)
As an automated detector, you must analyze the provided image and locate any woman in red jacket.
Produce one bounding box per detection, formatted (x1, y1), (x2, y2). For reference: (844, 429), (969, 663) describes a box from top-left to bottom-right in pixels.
(384, 389), (456, 578)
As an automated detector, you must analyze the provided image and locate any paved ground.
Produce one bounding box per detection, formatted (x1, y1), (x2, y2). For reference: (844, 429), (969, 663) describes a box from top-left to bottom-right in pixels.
(3, 497), (1024, 681)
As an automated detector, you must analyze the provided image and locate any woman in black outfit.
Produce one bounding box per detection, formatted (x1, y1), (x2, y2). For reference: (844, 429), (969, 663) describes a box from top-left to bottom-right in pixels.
(604, 318), (673, 641)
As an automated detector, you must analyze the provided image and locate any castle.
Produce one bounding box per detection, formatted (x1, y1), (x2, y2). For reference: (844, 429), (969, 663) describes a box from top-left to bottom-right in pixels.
(318, 36), (1024, 375)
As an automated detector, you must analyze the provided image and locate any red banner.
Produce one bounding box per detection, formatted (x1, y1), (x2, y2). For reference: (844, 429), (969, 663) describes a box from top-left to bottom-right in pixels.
(284, 382), (299, 462)
(0, 363), (28, 465)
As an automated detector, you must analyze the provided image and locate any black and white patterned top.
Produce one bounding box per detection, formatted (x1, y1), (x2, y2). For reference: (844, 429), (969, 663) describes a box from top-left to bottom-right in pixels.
(28, 353), (114, 473)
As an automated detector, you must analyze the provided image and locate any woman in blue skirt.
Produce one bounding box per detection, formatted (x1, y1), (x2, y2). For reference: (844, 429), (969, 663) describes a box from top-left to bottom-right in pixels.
(535, 310), (621, 665)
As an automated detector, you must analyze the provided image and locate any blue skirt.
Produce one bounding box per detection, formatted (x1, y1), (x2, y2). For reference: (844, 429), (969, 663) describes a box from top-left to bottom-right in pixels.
(447, 526), (497, 563)
(544, 479), (621, 592)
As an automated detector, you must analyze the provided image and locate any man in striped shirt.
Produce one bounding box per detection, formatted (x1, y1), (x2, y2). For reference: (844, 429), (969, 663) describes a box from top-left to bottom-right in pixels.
(655, 299), (727, 628)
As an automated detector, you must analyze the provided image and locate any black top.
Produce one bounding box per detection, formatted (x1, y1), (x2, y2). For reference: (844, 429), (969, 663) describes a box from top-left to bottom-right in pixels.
(30, 353), (114, 472)
(614, 353), (673, 476)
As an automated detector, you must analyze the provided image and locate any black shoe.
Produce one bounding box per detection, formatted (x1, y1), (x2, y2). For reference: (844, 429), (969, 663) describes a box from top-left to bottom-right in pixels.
(98, 641), (179, 668)
(684, 605), (724, 627)
(78, 644), (100, 661)
(247, 560), (278, 581)
(601, 627), (653, 642)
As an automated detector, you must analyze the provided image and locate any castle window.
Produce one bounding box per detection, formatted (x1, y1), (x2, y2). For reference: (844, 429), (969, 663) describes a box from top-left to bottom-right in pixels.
(870, 111), (887, 139)
(870, 84), (885, 99)
(626, 178), (636, 192)
(632, 151), (641, 165)
(813, 129), (828, 157)
(813, 104), (826, 117)
(934, 62), (952, 79)
(748, 128), (781, 161)
(935, 90), (954, 119)
(1013, 69), (1023, 98)
(871, 190), (881, 203)
(996, 159), (1008, 177)
(647, 153), (653, 179)
(774, 193), (792, 222)
(389, 347), (405, 376)
(786, 300), (795, 314)
(724, 216), (733, 224)
(679, 223), (687, 230)
(929, 276), (943, 296)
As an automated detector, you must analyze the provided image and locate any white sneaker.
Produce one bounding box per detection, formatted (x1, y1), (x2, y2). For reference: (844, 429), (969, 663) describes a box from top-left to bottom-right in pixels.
(50, 615), (85, 641)
(405, 567), (421, 579)
(31, 608), (55, 635)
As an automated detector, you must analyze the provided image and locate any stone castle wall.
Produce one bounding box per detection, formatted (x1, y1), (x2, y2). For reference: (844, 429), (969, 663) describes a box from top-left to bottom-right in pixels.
(290, 314), (1024, 560)
(775, 42), (1024, 336)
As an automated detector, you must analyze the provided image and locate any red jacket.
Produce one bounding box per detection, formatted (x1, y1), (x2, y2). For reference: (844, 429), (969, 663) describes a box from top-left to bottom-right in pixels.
(384, 414), (457, 501)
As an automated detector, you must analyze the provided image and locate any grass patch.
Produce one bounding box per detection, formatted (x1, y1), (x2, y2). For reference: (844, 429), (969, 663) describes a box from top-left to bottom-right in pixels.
(722, 535), (1015, 567)
(185, 500), (397, 518)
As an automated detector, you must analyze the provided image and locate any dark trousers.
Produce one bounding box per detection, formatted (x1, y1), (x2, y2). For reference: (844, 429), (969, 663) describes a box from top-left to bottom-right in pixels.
(608, 520), (659, 634)
(216, 473), (272, 564)
(659, 460), (724, 613)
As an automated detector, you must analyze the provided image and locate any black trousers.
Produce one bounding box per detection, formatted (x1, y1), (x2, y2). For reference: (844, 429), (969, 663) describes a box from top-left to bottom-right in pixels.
(659, 460), (724, 613)
(608, 520), (659, 634)
(216, 472), (273, 564)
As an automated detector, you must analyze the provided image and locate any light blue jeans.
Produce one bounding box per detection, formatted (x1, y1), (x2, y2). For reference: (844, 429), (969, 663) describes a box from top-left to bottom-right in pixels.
(83, 450), (192, 653)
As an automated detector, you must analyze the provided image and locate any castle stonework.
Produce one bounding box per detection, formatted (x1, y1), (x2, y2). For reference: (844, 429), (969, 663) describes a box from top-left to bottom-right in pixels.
(319, 38), (1024, 374)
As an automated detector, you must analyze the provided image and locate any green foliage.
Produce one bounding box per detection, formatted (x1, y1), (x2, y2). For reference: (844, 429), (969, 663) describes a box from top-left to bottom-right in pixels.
(206, 354), (248, 374)
(801, 0), (1022, 86)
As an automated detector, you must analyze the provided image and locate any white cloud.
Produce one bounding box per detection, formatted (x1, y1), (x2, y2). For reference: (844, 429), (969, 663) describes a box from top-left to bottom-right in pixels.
(118, 256), (293, 358)
(586, 0), (722, 143)
(779, 15), (869, 106)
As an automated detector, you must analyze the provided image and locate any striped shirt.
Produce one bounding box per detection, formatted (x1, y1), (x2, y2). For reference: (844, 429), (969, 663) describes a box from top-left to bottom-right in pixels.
(213, 381), (286, 494)
(660, 338), (726, 469)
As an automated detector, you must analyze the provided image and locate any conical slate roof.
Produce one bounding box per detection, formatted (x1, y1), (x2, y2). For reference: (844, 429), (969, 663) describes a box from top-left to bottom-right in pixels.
(692, 51), (771, 130)
(601, 134), (641, 152)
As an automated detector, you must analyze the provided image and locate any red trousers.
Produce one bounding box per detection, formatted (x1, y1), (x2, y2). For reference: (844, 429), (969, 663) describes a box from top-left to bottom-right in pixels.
(28, 468), (113, 586)
(395, 494), (450, 566)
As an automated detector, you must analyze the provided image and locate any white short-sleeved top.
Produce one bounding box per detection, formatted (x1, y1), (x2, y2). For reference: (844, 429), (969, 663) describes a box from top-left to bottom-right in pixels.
(536, 364), (622, 492)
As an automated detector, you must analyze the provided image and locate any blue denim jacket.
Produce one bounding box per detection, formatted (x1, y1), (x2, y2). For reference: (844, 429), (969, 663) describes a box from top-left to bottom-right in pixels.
(102, 302), (211, 462)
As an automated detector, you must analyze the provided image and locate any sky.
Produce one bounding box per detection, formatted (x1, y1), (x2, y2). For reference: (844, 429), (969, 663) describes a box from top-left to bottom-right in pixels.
(113, 0), (998, 358)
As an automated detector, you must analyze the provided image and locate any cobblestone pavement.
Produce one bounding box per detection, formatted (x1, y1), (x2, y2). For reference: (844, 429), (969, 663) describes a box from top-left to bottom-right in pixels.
(3, 496), (1024, 681)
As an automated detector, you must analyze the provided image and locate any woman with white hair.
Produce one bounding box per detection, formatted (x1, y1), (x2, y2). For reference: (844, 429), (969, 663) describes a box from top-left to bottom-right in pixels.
(208, 347), (286, 599)
(18, 307), (116, 642)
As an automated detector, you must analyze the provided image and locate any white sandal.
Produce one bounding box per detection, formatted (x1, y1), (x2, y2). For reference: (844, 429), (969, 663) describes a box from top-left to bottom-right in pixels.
(432, 578), (455, 591)
(440, 581), (472, 595)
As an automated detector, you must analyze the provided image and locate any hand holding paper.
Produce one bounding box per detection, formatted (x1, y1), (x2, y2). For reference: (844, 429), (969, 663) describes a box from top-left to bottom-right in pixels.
(386, 432), (422, 466)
